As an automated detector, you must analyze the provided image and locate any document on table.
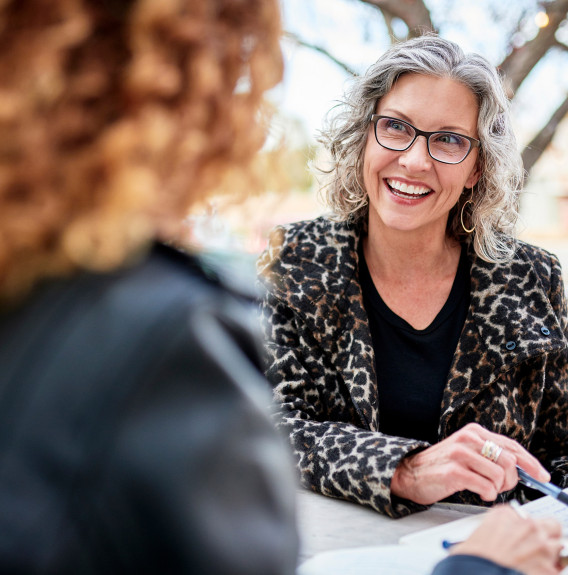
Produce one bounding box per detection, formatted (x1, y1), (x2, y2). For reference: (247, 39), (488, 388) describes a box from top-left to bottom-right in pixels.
(296, 545), (447, 575)
(400, 491), (568, 548)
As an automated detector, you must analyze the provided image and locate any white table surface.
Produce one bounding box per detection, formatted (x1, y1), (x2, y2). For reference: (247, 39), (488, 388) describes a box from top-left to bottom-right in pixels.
(296, 488), (484, 563)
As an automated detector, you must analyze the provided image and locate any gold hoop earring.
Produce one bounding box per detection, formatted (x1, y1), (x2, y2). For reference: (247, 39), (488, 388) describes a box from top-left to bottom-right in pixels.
(460, 188), (476, 233)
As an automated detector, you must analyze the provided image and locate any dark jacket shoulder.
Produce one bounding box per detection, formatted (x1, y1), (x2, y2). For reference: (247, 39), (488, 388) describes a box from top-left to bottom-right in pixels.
(514, 239), (563, 294)
(0, 243), (298, 574)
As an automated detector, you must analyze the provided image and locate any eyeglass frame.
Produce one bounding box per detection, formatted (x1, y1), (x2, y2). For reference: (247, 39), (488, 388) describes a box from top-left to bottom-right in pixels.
(369, 114), (481, 165)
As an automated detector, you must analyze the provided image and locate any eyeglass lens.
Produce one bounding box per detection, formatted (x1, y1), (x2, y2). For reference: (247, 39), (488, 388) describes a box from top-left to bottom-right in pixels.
(375, 117), (472, 164)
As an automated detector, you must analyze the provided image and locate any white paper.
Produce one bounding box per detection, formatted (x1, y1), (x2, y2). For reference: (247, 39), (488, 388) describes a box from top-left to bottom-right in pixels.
(521, 492), (568, 530)
(400, 492), (568, 547)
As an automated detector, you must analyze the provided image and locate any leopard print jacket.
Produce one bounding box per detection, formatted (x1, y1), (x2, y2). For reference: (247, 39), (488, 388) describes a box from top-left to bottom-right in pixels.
(257, 215), (568, 518)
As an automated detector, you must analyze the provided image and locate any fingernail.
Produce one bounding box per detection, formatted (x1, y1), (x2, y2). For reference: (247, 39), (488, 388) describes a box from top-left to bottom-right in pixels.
(541, 469), (551, 482)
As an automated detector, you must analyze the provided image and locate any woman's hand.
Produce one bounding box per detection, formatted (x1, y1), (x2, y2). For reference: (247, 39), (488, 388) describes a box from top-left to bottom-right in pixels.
(451, 505), (564, 575)
(391, 423), (550, 505)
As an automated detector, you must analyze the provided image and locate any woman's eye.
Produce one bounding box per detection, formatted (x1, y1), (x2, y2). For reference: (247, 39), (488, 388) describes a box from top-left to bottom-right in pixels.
(386, 120), (407, 132)
(435, 133), (462, 145)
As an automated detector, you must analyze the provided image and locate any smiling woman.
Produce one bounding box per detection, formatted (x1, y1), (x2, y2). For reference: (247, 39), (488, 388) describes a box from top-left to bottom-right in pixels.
(257, 34), (568, 521)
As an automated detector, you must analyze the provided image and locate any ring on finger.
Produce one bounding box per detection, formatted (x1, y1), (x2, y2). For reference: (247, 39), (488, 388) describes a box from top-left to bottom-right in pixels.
(481, 439), (503, 463)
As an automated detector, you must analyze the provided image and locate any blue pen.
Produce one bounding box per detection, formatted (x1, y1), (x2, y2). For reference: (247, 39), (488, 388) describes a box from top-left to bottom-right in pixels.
(516, 466), (568, 506)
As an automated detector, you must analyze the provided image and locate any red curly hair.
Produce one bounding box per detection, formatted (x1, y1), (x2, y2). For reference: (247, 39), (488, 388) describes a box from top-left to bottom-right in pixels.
(0, 0), (282, 301)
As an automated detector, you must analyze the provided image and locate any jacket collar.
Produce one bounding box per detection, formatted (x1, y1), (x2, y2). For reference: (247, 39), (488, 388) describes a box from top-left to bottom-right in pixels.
(258, 217), (360, 313)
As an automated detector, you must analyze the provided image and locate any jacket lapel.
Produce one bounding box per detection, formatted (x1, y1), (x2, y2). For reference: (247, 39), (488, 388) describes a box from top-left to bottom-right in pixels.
(260, 219), (380, 431)
(330, 259), (380, 432)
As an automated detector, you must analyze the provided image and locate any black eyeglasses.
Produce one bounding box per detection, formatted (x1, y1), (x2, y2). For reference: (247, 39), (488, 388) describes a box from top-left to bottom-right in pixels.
(369, 115), (481, 165)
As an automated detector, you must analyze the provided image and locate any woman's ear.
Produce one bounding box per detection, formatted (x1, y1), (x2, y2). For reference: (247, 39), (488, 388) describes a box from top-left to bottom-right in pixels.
(465, 160), (481, 189)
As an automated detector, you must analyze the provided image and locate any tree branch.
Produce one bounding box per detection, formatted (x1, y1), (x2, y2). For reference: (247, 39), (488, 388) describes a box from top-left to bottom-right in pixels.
(499, 0), (568, 96)
(283, 32), (358, 76)
(357, 0), (435, 38)
(522, 93), (568, 176)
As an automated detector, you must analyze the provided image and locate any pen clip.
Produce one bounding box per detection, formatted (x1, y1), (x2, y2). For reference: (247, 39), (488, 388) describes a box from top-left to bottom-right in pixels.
(516, 466), (538, 489)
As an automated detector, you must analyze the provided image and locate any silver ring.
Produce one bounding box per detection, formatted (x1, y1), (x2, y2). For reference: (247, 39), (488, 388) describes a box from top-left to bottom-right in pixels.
(481, 439), (503, 463)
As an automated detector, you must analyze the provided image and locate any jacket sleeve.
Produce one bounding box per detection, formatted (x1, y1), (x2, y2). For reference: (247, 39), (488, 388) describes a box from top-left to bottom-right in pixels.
(531, 253), (568, 487)
(81, 297), (299, 575)
(259, 289), (430, 519)
(430, 555), (523, 575)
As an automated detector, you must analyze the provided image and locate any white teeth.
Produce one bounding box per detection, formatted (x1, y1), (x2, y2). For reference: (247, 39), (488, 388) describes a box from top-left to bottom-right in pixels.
(387, 179), (431, 196)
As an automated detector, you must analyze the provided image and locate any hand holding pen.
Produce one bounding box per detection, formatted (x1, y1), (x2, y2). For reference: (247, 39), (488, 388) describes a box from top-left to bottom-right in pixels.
(391, 422), (551, 506)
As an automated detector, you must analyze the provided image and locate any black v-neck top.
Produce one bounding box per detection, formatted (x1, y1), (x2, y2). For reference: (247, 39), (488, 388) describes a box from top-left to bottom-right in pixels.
(358, 243), (471, 445)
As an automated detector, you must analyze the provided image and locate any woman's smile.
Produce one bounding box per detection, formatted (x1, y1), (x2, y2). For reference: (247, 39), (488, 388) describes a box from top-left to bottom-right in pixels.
(385, 178), (433, 201)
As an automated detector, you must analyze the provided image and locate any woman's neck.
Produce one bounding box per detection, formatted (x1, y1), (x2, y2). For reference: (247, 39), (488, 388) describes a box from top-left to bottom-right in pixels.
(363, 220), (461, 283)
(362, 217), (463, 330)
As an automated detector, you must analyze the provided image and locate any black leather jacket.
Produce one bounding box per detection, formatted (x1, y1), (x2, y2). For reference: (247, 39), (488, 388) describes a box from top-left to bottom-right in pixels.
(0, 244), (298, 574)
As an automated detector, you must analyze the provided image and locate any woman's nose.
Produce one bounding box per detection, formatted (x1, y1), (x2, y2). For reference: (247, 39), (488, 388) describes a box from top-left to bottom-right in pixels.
(398, 134), (432, 171)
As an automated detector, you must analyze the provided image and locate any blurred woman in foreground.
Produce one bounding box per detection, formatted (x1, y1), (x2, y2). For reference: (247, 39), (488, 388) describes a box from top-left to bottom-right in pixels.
(0, 1), (297, 573)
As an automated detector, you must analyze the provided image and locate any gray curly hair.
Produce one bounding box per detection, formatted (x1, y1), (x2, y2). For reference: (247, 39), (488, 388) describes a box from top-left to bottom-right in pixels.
(318, 34), (524, 263)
